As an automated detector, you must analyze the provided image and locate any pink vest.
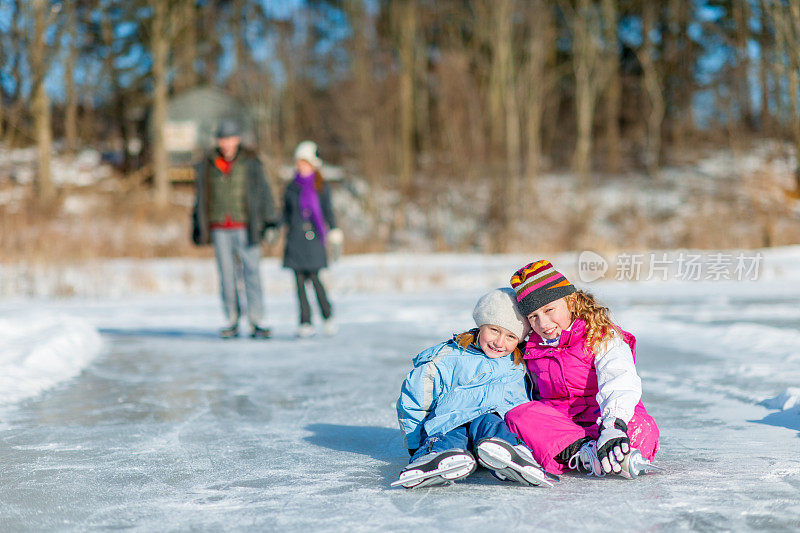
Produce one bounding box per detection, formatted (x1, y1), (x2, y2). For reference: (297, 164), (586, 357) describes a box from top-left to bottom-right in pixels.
(524, 319), (637, 421)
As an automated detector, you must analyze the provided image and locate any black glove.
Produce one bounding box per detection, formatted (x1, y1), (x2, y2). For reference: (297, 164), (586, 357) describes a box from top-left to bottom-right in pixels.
(596, 418), (630, 474)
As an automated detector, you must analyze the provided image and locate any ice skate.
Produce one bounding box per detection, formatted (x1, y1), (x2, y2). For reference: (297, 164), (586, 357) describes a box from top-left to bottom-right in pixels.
(567, 439), (604, 476)
(250, 325), (272, 339)
(476, 438), (557, 487)
(219, 323), (239, 339)
(297, 324), (314, 338)
(618, 449), (663, 479)
(391, 450), (476, 489)
(323, 318), (338, 336)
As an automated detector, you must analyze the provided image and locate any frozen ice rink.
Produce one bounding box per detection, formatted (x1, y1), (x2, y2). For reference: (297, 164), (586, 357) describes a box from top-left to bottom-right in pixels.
(2, 253), (800, 531)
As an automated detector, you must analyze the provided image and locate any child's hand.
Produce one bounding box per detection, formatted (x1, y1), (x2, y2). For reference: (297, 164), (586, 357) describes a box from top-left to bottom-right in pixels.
(596, 418), (630, 474)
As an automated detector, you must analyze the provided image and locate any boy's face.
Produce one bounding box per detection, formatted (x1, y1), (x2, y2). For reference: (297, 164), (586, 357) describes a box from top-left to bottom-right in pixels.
(527, 296), (571, 340)
(477, 324), (519, 359)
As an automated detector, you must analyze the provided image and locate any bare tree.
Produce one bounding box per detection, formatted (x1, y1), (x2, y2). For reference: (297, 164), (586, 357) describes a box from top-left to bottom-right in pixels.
(274, 20), (299, 155)
(28, 0), (59, 206)
(483, 0), (520, 251)
(568, 0), (606, 184)
(396, 0), (416, 193)
(150, 0), (170, 209)
(601, 0), (621, 173)
(733, 0), (754, 130)
(663, 0), (692, 152)
(765, 0), (800, 192)
(174, 0), (199, 93)
(63, 0), (80, 154)
(523, 0), (556, 181)
(638, 1), (665, 177)
(344, 0), (377, 178)
(758, 0), (773, 134)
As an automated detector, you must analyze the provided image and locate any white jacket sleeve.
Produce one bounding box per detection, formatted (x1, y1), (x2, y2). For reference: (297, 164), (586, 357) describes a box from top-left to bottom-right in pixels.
(594, 334), (641, 427)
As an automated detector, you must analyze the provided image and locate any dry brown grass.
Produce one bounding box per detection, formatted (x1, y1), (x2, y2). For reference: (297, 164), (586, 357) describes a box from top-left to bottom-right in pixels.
(2, 154), (800, 267)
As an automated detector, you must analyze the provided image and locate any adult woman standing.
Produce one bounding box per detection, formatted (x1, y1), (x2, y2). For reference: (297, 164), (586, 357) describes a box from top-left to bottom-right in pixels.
(282, 141), (342, 338)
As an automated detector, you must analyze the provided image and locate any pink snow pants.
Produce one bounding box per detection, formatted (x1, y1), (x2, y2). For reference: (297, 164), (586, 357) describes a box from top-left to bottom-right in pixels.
(506, 398), (660, 475)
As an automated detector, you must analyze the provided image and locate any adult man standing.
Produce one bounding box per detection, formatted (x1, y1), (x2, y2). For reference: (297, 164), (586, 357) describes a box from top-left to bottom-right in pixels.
(192, 118), (278, 339)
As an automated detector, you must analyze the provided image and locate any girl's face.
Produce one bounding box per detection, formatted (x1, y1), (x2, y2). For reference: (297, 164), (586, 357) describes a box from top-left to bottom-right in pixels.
(477, 324), (519, 359)
(296, 159), (315, 175)
(527, 297), (572, 340)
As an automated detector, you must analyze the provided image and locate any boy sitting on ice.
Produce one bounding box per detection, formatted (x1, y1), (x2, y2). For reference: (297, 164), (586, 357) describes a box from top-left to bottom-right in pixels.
(394, 288), (556, 489)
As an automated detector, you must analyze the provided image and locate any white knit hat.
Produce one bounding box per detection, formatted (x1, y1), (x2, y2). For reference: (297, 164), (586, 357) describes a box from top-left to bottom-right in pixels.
(294, 140), (322, 169)
(472, 287), (531, 339)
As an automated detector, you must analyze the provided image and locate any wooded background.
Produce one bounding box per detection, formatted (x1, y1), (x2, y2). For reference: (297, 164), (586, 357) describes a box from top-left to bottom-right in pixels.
(3, 0), (800, 255)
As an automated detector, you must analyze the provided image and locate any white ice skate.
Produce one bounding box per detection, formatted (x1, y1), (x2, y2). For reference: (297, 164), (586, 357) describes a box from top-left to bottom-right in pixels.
(618, 449), (663, 479)
(476, 438), (557, 487)
(567, 439), (604, 476)
(569, 442), (662, 479)
(391, 449), (476, 489)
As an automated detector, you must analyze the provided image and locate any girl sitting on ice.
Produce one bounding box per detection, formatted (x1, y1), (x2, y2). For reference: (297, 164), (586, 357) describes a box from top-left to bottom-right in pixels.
(505, 260), (660, 477)
(394, 288), (557, 489)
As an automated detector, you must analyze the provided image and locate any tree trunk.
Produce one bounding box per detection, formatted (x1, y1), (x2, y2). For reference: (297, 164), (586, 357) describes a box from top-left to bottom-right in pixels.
(766, 1), (800, 191)
(397, 0), (416, 193)
(201, 1), (218, 85)
(345, 0), (377, 179)
(64, 0), (79, 154)
(790, 2), (800, 192)
(602, 0), (621, 173)
(524, 1), (553, 181)
(231, 0), (246, 97)
(277, 22), (297, 155)
(758, 0), (772, 134)
(733, 0), (753, 131)
(175, 0), (198, 93)
(639, 1), (664, 177)
(31, 0), (55, 205)
(151, 0), (170, 209)
(572, 0), (599, 185)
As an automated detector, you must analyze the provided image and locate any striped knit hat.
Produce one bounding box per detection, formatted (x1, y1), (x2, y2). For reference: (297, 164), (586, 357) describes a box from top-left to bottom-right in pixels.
(510, 260), (576, 316)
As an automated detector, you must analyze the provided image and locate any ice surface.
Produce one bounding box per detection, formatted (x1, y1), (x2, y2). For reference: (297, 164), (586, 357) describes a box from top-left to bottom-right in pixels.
(1, 255), (800, 531)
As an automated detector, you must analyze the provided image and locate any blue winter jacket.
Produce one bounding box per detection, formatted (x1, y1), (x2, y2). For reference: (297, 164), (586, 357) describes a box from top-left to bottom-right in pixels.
(396, 332), (529, 451)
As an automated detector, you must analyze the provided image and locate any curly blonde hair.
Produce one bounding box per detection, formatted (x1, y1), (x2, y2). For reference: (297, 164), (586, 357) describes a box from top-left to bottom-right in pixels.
(567, 290), (621, 355)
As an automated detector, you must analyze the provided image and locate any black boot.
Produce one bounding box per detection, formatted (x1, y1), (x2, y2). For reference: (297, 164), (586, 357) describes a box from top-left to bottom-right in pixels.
(219, 324), (239, 339)
(250, 324), (272, 339)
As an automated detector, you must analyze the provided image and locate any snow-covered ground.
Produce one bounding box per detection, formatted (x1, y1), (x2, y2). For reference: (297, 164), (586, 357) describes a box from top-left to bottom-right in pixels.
(1, 251), (800, 530)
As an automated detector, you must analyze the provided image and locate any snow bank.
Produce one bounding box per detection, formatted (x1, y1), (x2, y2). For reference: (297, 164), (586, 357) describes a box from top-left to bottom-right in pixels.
(761, 388), (800, 411)
(0, 314), (103, 406)
(3, 245), (800, 298)
(0, 145), (112, 188)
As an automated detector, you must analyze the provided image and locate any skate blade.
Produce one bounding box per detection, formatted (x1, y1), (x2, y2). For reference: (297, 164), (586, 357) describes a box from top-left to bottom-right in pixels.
(390, 458), (475, 488)
(618, 462), (664, 479)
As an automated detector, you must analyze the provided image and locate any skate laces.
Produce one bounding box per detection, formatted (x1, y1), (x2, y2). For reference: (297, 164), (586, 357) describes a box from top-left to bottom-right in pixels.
(567, 440), (604, 476)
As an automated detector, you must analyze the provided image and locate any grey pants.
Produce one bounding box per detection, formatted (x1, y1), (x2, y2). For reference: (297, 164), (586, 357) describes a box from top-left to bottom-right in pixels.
(211, 228), (264, 326)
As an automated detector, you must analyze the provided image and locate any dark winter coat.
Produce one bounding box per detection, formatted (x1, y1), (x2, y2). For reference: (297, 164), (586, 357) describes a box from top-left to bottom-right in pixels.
(191, 148), (278, 246)
(281, 179), (336, 271)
